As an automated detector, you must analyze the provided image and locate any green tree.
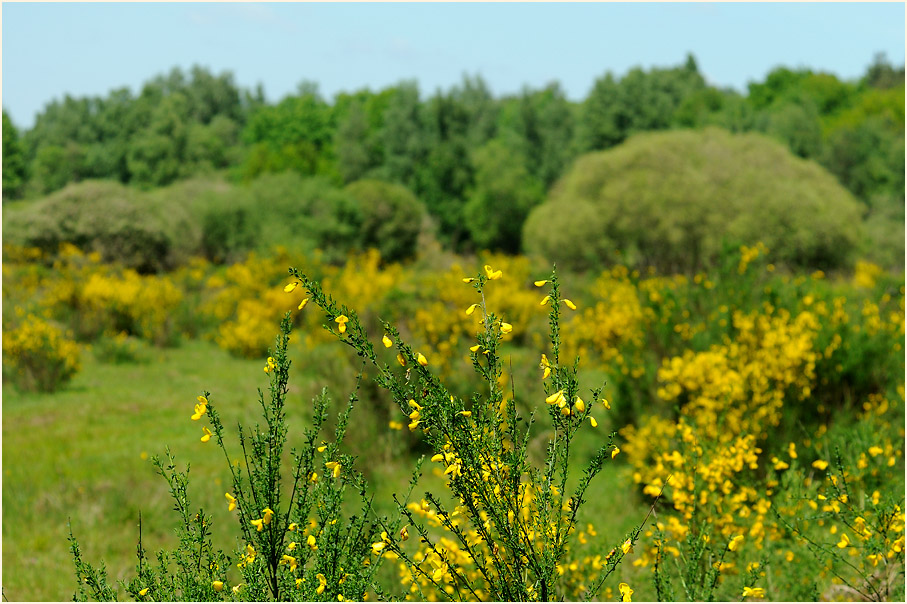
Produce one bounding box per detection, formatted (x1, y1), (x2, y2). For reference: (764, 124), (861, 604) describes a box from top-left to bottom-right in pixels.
(3, 110), (29, 199)
(378, 81), (426, 187)
(463, 139), (544, 253)
(344, 178), (426, 261)
(524, 128), (864, 273)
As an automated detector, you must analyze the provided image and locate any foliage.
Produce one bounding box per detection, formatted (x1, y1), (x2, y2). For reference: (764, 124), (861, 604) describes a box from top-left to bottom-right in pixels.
(3, 109), (29, 199)
(524, 128), (865, 273)
(3, 180), (197, 272)
(344, 179), (426, 262)
(2, 311), (81, 392)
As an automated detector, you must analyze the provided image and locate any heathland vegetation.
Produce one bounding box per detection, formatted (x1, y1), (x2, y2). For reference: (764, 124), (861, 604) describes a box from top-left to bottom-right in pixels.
(1, 54), (904, 601)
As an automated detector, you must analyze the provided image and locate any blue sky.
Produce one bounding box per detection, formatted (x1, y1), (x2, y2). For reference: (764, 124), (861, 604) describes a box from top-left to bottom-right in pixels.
(2, 2), (904, 129)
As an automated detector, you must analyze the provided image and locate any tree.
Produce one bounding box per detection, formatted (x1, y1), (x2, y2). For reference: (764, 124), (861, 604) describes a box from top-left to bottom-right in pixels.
(3, 110), (28, 199)
(463, 139), (544, 253)
(344, 179), (426, 261)
(524, 128), (865, 273)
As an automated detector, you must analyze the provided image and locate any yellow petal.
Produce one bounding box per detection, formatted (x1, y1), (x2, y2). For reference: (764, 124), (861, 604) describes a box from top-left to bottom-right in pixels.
(470, 344), (481, 352)
(297, 297), (309, 310)
(534, 280), (548, 287)
(466, 303), (479, 316)
(397, 353), (406, 366)
(563, 299), (577, 310)
(574, 397), (585, 413)
(284, 282), (299, 293)
(540, 295), (550, 306)
(201, 426), (213, 443)
(589, 416), (598, 428)
(382, 334), (393, 348)
(417, 353), (428, 366)
(501, 322), (513, 334)
(545, 390), (564, 404)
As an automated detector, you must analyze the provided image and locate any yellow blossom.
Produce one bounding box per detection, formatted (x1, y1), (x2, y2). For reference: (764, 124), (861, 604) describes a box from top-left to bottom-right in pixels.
(297, 297), (309, 310)
(251, 518), (264, 532)
(212, 581), (224, 592)
(382, 334), (392, 348)
(837, 534), (850, 548)
(868, 446), (884, 457)
(501, 322), (513, 334)
(574, 397), (586, 413)
(396, 352), (406, 366)
(284, 281), (299, 293)
(225, 493), (237, 512)
(288, 522), (298, 531)
(280, 555), (297, 572)
(201, 426), (213, 443)
(417, 352), (428, 366)
(602, 398), (611, 410)
(589, 416), (598, 428)
(540, 295), (551, 306)
(484, 265), (502, 280)
(470, 344), (481, 352)
(307, 534), (318, 550)
(191, 401), (207, 421)
(335, 315), (349, 334)
(400, 526), (409, 541)
(612, 446), (620, 458)
(458, 410), (472, 417)
(812, 459), (828, 470)
(563, 299), (577, 310)
(262, 507), (274, 525)
(465, 303), (479, 316)
(139, 588), (149, 596)
(619, 582), (633, 602)
(534, 280), (548, 287)
(742, 586), (765, 598)
(728, 535), (744, 551)
(316, 574), (327, 595)
(325, 461), (341, 478)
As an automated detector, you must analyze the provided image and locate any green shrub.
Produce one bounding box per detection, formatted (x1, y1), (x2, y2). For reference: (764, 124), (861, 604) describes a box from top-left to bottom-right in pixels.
(344, 179), (425, 262)
(523, 127), (865, 273)
(200, 199), (263, 264)
(3, 180), (196, 272)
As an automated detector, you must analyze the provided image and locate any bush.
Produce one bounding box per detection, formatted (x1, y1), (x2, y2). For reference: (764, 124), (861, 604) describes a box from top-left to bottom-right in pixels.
(523, 127), (865, 273)
(344, 179), (426, 262)
(3, 180), (196, 272)
(2, 313), (81, 392)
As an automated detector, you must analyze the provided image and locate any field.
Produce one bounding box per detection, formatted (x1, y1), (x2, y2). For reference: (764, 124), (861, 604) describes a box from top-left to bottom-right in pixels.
(2, 241), (904, 601)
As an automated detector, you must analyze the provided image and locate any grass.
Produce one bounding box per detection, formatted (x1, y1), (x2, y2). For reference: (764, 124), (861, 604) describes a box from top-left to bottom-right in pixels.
(2, 335), (650, 601)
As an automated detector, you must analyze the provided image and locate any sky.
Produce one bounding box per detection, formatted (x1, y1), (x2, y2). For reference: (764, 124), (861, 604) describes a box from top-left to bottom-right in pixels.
(2, 2), (905, 130)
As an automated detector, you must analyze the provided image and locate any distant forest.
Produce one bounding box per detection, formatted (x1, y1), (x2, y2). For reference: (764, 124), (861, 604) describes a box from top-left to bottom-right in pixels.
(3, 52), (904, 258)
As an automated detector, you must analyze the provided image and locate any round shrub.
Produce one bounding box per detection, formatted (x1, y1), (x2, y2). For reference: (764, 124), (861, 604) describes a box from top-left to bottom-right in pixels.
(3, 180), (195, 273)
(523, 127), (865, 273)
(2, 313), (81, 392)
(344, 179), (426, 262)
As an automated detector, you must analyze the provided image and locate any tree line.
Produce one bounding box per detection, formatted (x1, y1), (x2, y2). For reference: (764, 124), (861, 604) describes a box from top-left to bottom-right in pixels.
(3, 53), (904, 254)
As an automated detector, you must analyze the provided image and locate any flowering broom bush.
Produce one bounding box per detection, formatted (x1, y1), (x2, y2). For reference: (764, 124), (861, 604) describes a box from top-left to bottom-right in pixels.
(69, 263), (649, 601)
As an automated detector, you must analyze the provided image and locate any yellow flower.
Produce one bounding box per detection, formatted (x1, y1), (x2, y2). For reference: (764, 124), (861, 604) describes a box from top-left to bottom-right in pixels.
(396, 353), (406, 366)
(232, 584), (242, 594)
(574, 397), (585, 413)
(225, 492), (237, 512)
(621, 539), (632, 554)
(501, 322), (513, 334)
(773, 458), (789, 470)
(325, 461), (342, 479)
(287, 541), (297, 551)
(251, 518), (264, 532)
(297, 297), (309, 310)
(612, 446), (620, 459)
(316, 573), (327, 595)
(284, 281), (299, 293)
(288, 522), (298, 531)
(545, 390), (564, 404)
(466, 303), (479, 316)
(262, 507), (274, 525)
(280, 555), (298, 571)
(868, 446), (884, 457)
(619, 582), (633, 602)
(837, 534), (850, 548)
(417, 352), (428, 366)
(139, 588), (149, 596)
(191, 402), (207, 421)
(812, 459), (829, 470)
(602, 398), (611, 410)
(382, 334), (392, 348)
(728, 535), (744, 551)
(470, 344), (481, 352)
(563, 299), (577, 310)
(742, 586), (765, 598)
(307, 534), (318, 550)
(201, 426), (213, 443)
(589, 416), (598, 428)
(484, 264), (502, 280)
(458, 410), (472, 417)
(371, 541), (386, 554)
(462, 277), (476, 283)
(400, 526), (409, 541)
(212, 580), (224, 592)
(540, 295), (551, 306)
(335, 315), (349, 334)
